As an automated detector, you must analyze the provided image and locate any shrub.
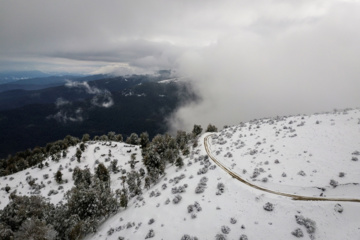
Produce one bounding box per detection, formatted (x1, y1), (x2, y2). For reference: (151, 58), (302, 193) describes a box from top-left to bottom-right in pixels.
(334, 203), (343, 213)
(295, 215), (316, 234)
(145, 229), (155, 239)
(239, 235), (248, 240)
(54, 170), (63, 184)
(291, 228), (304, 238)
(297, 170), (306, 176)
(221, 226), (230, 234)
(215, 233), (227, 240)
(329, 179), (338, 188)
(263, 202), (274, 211)
(173, 195), (182, 204)
(230, 218), (237, 224)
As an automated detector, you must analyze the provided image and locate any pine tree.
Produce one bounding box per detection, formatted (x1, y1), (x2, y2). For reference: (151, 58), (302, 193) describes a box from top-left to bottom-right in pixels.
(95, 163), (110, 184)
(129, 153), (138, 169)
(120, 189), (128, 208)
(107, 131), (116, 141)
(140, 132), (150, 149)
(144, 176), (151, 190)
(79, 143), (85, 152)
(126, 171), (142, 196)
(126, 133), (139, 145)
(75, 148), (82, 163)
(192, 124), (203, 137)
(175, 156), (184, 168)
(81, 133), (90, 142)
(110, 159), (119, 173)
(206, 123), (218, 132)
(55, 170), (63, 184)
(115, 134), (123, 142)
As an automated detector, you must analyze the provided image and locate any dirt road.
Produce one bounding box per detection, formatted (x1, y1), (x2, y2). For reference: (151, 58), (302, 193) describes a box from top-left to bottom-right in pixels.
(204, 135), (360, 202)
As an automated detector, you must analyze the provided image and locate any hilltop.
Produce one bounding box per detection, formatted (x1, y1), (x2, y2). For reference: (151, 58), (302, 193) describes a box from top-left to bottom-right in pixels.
(1, 108), (360, 239)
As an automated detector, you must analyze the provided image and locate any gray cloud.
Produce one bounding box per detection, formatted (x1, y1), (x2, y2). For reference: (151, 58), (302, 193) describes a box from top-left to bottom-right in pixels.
(168, 1), (360, 131)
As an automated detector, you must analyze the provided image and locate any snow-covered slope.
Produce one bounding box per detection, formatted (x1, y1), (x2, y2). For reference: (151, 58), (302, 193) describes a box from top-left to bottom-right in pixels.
(1, 108), (360, 240)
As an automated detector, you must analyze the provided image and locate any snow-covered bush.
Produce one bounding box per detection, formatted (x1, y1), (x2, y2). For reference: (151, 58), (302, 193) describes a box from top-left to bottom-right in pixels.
(263, 202), (274, 211)
(187, 204), (194, 213)
(215, 233), (227, 240)
(181, 234), (198, 240)
(339, 172), (345, 177)
(291, 228), (304, 238)
(107, 228), (114, 236)
(297, 170), (306, 176)
(239, 234), (248, 240)
(221, 225), (231, 234)
(295, 215), (316, 234)
(329, 179), (338, 188)
(148, 218), (155, 225)
(145, 229), (155, 239)
(230, 218), (237, 224)
(173, 195), (182, 204)
(334, 203), (343, 213)
(352, 151), (360, 156)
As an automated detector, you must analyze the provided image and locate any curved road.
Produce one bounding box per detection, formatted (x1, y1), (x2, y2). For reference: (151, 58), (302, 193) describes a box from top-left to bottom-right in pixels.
(204, 135), (360, 203)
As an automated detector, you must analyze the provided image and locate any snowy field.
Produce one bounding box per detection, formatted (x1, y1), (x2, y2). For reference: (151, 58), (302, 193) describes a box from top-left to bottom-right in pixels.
(1, 108), (360, 239)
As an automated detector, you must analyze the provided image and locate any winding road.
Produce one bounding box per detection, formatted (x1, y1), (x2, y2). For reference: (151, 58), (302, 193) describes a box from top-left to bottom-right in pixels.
(204, 135), (360, 203)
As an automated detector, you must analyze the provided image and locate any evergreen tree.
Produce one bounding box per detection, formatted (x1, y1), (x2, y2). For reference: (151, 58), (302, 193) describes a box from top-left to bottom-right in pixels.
(55, 170), (63, 184)
(95, 163), (110, 185)
(129, 153), (138, 169)
(175, 156), (184, 168)
(13, 218), (57, 240)
(72, 167), (92, 187)
(120, 189), (128, 208)
(176, 130), (188, 150)
(126, 133), (139, 145)
(206, 123), (218, 132)
(144, 176), (151, 190)
(107, 131), (116, 141)
(115, 134), (123, 142)
(140, 132), (150, 149)
(82, 133), (90, 142)
(75, 148), (82, 163)
(139, 168), (145, 178)
(126, 171), (142, 197)
(99, 134), (109, 141)
(192, 124), (203, 137)
(79, 143), (85, 152)
(110, 159), (119, 173)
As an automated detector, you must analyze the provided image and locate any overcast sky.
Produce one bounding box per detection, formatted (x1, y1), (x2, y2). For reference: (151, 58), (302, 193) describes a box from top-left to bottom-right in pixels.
(1, 0), (360, 130)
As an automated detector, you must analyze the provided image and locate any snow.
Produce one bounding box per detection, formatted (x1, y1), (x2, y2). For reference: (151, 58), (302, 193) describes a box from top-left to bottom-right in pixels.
(1, 108), (360, 239)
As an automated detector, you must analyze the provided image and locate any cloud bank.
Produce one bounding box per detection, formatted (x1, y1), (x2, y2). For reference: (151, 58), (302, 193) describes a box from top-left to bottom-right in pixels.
(168, 2), (360, 131)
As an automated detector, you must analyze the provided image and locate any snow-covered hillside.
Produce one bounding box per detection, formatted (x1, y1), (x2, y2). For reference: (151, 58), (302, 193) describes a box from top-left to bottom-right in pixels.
(1, 108), (360, 240)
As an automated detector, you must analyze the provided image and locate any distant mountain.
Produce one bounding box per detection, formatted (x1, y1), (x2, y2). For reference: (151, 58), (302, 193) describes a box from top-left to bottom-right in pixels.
(0, 70), (55, 84)
(0, 75), (197, 158)
(0, 74), (109, 92)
